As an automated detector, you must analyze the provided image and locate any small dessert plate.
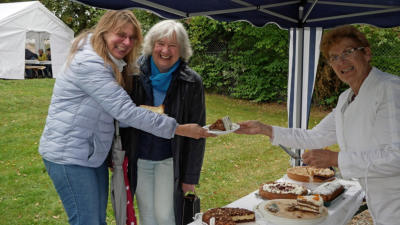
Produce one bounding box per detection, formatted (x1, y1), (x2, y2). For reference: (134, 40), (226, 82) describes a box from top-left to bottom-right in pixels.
(203, 123), (240, 135)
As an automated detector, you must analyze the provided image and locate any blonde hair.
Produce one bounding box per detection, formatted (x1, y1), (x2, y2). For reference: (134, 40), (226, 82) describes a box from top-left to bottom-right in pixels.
(67, 10), (143, 91)
(142, 20), (192, 62)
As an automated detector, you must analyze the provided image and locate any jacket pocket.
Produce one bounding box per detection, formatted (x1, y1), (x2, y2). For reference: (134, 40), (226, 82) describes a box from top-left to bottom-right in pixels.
(87, 135), (109, 164)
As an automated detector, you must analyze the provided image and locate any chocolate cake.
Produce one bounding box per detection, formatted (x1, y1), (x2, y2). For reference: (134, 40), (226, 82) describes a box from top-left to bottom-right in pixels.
(209, 116), (233, 131)
(202, 207), (255, 225)
(209, 119), (225, 131)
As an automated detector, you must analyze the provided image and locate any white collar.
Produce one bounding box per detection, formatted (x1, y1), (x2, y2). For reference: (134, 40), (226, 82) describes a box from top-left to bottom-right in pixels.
(108, 53), (127, 72)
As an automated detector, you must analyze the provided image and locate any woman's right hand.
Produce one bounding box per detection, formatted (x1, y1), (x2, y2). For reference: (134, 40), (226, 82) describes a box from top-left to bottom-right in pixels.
(175, 124), (216, 139)
(235, 120), (273, 137)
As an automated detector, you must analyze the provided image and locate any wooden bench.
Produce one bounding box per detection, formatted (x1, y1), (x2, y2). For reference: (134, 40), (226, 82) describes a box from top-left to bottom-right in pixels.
(25, 65), (46, 78)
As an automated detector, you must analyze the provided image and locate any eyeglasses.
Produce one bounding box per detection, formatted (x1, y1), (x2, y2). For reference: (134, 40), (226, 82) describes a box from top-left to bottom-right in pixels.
(115, 31), (135, 42)
(328, 47), (365, 64)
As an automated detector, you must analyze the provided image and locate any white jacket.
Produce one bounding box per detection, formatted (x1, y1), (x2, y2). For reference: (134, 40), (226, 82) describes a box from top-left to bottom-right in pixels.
(272, 68), (400, 225)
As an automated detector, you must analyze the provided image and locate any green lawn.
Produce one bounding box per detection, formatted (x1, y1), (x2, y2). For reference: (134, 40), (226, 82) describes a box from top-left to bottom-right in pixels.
(0, 79), (329, 224)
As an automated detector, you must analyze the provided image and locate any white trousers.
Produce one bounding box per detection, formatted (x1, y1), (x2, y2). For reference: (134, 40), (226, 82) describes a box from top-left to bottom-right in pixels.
(136, 158), (175, 225)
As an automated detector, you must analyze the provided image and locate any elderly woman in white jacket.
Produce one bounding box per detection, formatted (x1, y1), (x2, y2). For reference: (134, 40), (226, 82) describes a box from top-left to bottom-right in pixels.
(235, 25), (400, 225)
(39, 10), (213, 225)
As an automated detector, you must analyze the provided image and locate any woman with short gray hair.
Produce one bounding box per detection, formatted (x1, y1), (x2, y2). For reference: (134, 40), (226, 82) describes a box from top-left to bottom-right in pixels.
(142, 19), (192, 62)
(121, 19), (207, 225)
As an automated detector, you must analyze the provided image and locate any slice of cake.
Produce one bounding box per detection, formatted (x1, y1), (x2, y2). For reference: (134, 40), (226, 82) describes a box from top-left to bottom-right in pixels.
(209, 116), (233, 131)
(296, 194), (323, 214)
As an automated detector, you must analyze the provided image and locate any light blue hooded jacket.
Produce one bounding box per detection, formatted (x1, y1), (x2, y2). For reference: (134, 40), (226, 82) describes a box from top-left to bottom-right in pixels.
(39, 36), (177, 167)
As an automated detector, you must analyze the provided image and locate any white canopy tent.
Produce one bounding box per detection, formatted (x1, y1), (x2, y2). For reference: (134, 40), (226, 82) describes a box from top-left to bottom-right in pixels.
(0, 1), (74, 79)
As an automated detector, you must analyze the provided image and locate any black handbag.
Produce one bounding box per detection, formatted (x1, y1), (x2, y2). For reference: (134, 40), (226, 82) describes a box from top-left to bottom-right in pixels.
(182, 193), (200, 225)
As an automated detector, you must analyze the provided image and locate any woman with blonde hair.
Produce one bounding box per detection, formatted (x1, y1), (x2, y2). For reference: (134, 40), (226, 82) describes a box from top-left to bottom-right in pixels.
(39, 10), (213, 225)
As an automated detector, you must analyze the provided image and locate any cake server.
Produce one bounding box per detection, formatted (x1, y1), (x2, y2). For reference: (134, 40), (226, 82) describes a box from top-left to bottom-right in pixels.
(279, 144), (300, 160)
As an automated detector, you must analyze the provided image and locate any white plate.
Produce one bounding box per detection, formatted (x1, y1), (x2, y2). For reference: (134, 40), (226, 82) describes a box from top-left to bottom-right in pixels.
(255, 200), (327, 225)
(203, 123), (240, 135)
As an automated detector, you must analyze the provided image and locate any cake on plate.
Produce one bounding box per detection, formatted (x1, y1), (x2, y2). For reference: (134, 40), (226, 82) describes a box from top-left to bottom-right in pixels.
(259, 181), (308, 199)
(202, 207), (255, 225)
(209, 116), (233, 131)
(287, 166), (335, 183)
(312, 180), (344, 202)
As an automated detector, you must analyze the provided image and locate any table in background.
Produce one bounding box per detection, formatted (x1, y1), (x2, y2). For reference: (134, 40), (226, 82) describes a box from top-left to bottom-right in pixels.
(25, 60), (52, 78)
(190, 178), (364, 225)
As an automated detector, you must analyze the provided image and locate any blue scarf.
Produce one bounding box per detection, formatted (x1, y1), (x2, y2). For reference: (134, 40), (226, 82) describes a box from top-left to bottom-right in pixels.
(150, 57), (180, 106)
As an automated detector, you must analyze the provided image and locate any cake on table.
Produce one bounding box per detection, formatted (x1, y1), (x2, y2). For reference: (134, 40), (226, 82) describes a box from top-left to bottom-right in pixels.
(287, 166), (335, 183)
(209, 116), (233, 131)
(312, 180), (344, 202)
(202, 207), (255, 225)
(258, 181), (308, 199)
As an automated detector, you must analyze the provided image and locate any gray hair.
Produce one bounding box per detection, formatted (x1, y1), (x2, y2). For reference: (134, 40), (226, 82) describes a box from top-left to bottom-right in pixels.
(142, 20), (193, 62)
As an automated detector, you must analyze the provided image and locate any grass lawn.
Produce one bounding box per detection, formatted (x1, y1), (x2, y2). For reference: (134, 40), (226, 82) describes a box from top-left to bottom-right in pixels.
(0, 79), (330, 224)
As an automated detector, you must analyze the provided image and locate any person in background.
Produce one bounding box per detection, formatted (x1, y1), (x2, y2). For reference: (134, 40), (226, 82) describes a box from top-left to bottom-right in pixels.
(24, 48), (38, 78)
(44, 48), (52, 77)
(25, 48), (38, 60)
(235, 25), (400, 225)
(39, 11), (213, 225)
(46, 48), (51, 61)
(38, 49), (47, 61)
(120, 20), (206, 225)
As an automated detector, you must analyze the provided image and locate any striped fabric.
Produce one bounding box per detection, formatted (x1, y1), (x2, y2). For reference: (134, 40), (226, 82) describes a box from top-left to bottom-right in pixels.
(287, 27), (323, 166)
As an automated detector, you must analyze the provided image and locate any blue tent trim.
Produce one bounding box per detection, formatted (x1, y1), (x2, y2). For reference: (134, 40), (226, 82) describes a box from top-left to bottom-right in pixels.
(72, 0), (400, 29)
(288, 28), (296, 129)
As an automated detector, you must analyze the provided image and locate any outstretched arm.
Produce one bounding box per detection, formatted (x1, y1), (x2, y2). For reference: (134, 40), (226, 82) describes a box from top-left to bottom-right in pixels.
(234, 120), (273, 138)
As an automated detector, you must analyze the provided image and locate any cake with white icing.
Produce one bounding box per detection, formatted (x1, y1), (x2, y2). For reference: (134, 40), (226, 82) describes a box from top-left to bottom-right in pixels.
(312, 180), (344, 202)
(259, 181), (308, 199)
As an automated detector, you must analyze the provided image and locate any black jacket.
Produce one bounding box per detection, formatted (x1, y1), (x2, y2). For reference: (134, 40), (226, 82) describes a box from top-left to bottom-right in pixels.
(120, 55), (206, 225)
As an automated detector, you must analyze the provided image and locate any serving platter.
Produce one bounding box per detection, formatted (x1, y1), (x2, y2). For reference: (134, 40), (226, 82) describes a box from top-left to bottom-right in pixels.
(255, 199), (328, 225)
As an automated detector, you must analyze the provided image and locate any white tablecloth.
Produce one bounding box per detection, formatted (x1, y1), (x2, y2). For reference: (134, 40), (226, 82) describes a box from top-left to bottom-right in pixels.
(190, 178), (364, 225)
(25, 60), (51, 65)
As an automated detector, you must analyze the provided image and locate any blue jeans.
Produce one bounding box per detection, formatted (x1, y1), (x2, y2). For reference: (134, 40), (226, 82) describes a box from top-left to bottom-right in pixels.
(136, 158), (175, 225)
(43, 159), (109, 225)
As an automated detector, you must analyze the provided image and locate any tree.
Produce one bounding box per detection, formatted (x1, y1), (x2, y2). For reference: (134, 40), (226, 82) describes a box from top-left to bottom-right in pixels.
(40, 0), (104, 34)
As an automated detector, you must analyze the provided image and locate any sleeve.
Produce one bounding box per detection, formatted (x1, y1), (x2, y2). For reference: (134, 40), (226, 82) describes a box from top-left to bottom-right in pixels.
(181, 74), (206, 185)
(339, 76), (400, 179)
(69, 55), (177, 139)
(271, 110), (338, 149)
